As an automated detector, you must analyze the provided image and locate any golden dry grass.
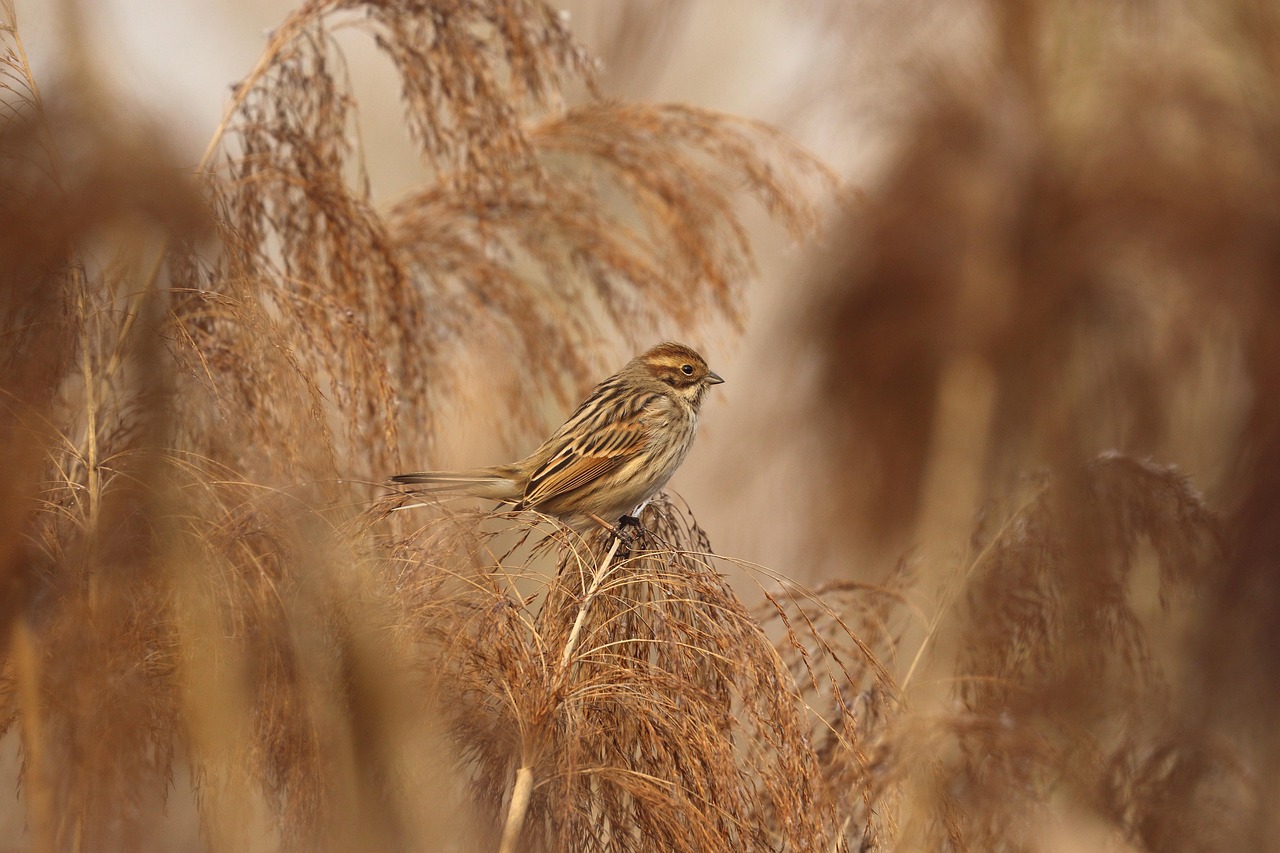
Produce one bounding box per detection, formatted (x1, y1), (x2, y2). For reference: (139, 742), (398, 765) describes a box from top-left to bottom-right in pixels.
(2, 0), (1279, 851)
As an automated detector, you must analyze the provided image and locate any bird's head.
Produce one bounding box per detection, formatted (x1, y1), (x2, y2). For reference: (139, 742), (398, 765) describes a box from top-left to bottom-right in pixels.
(637, 341), (724, 407)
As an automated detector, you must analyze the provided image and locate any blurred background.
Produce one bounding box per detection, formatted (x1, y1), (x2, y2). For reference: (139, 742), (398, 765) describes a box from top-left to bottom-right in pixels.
(7, 0), (1280, 849)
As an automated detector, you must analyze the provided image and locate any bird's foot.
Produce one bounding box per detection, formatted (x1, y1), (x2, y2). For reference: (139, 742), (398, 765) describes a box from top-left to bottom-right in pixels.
(616, 514), (648, 549)
(586, 513), (646, 549)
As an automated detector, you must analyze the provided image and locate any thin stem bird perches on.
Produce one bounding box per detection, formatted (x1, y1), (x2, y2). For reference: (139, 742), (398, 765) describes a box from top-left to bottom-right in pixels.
(498, 531), (624, 853)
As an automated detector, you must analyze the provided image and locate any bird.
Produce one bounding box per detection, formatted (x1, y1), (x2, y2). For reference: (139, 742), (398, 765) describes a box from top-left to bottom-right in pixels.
(389, 342), (724, 533)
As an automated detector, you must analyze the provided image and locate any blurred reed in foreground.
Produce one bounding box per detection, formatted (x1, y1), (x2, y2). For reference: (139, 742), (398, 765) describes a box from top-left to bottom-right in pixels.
(802, 1), (1280, 849)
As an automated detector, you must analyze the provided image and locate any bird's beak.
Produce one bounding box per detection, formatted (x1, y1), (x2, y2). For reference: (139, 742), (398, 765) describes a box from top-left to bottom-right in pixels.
(707, 371), (724, 385)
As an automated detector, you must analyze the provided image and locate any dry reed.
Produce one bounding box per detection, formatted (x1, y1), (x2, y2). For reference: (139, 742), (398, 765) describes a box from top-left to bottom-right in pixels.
(799, 0), (1280, 849)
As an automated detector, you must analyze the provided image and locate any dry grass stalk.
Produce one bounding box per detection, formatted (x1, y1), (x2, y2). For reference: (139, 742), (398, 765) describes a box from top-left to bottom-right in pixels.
(374, 495), (894, 851)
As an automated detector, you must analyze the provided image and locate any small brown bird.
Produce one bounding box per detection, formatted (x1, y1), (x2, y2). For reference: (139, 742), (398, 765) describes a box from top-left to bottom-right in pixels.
(390, 342), (724, 532)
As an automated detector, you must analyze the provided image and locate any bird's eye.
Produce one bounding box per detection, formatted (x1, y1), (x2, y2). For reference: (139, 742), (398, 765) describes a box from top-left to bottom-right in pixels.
(681, 364), (694, 375)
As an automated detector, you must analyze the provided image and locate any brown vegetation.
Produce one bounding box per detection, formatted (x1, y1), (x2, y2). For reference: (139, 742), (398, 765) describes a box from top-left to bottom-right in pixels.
(2, 0), (1278, 851)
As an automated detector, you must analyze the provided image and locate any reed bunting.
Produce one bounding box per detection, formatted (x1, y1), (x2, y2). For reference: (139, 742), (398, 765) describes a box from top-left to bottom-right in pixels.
(390, 342), (724, 532)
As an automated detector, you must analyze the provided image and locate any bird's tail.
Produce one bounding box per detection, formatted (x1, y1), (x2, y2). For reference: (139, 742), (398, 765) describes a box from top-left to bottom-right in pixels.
(388, 468), (520, 502)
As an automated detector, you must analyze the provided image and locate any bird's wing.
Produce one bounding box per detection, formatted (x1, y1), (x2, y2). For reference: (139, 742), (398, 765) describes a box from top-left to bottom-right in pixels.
(522, 418), (647, 508)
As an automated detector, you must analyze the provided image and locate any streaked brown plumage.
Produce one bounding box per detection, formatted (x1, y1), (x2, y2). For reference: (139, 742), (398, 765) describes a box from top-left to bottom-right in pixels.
(390, 342), (724, 532)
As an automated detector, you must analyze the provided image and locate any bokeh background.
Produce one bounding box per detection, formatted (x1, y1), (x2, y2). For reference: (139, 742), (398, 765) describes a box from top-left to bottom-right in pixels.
(6, 0), (1279, 850)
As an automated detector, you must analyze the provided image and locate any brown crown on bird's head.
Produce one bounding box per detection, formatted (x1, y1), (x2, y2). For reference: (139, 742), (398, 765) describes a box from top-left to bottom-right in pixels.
(634, 342), (725, 399)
